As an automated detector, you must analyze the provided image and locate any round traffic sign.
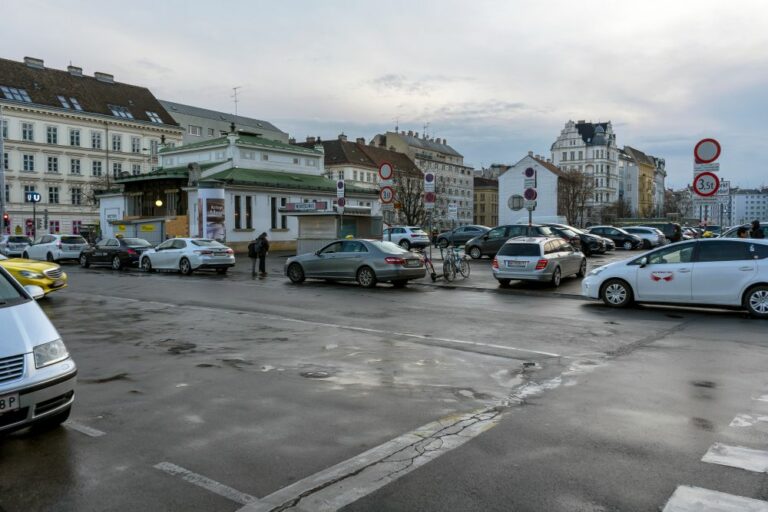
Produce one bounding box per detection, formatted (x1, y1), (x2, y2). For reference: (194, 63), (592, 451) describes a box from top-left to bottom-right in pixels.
(424, 172), (435, 183)
(337, 180), (345, 190)
(693, 171), (720, 197)
(524, 167), (536, 178)
(380, 186), (394, 204)
(523, 188), (538, 201)
(424, 191), (436, 202)
(379, 162), (394, 181)
(508, 195), (524, 211)
(694, 138), (721, 164)
(337, 197), (346, 207)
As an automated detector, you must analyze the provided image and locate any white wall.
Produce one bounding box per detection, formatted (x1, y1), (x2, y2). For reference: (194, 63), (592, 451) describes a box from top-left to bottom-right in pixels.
(98, 194), (127, 238)
(498, 155), (559, 225)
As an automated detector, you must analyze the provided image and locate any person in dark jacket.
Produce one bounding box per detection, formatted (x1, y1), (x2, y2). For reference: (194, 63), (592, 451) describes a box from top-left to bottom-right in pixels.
(750, 220), (764, 239)
(669, 223), (683, 243)
(256, 232), (270, 277)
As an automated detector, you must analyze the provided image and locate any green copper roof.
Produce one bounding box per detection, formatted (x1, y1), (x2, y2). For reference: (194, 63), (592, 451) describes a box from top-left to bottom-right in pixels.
(160, 134), (322, 155)
(114, 161), (226, 183)
(206, 167), (374, 194)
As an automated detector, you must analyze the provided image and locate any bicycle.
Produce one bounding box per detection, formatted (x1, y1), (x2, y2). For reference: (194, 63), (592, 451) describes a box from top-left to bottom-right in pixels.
(440, 244), (471, 282)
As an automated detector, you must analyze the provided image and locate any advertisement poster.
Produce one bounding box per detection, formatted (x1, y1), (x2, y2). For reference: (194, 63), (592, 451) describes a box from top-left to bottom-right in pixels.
(205, 198), (225, 240)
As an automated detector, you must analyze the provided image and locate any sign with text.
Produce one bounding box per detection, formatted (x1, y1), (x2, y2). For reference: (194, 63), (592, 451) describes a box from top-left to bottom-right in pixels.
(25, 191), (41, 203)
(282, 201), (329, 212)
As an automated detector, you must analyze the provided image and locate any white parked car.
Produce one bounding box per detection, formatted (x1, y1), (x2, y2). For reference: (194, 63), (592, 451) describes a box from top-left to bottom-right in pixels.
(0, 266), (76, 433)
(582, 239), (768, 318)
(382, 226), (431, 250)
(22, 234), (89, 262)
(140, 238), (235, 275)
(0, 235), (32, 257)
(623, 226), (666, 249)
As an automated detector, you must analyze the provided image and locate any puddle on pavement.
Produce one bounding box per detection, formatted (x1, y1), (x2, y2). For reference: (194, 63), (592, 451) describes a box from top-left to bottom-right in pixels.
(691, 417), (715, 431)
(692, 380), (717, 388)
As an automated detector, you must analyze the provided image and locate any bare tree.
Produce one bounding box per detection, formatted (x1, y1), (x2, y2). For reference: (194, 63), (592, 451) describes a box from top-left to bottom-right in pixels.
(664, 188), (693, 219)
(394, 173), (425, 226)
(558, 169), (594, 227)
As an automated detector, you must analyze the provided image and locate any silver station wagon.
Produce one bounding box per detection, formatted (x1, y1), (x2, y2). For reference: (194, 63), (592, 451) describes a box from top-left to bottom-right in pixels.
(491, 236), (586, 287)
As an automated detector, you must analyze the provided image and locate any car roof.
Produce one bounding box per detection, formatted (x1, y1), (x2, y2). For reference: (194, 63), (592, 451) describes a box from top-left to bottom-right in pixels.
(503, 236), (551, 244)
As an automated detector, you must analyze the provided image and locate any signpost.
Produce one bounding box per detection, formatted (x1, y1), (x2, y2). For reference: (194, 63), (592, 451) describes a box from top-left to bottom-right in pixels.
(336, 179), (345, 237)
(523, 167), (537, 226)
(692, 138), (723, 225)
(693, 171), (719, 197)
(25, 191), (41, 238)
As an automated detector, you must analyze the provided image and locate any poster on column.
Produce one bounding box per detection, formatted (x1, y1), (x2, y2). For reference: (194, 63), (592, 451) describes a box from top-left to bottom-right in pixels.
(198, 188), (226, 241)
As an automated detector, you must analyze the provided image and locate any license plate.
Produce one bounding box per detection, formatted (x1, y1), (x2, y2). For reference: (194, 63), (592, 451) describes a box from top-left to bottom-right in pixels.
(52, 280), (64, 288)
(405, 259), (421, 267)
(506, 260), (527, 268)
(0, 393), (19, 414)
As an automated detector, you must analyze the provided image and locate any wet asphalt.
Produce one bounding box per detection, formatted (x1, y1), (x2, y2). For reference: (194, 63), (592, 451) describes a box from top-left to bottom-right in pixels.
(1, 252), (767, 511)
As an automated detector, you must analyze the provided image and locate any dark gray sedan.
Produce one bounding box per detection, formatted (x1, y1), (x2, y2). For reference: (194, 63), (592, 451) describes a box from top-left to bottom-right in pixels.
(284, 239), (426, 288)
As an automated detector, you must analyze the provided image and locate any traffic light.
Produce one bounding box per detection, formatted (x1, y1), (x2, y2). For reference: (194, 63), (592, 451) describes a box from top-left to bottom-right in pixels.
(2, 213), (8, 223)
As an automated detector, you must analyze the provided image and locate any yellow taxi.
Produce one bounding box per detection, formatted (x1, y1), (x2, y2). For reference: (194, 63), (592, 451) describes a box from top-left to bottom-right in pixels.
(0, 254), (68, 296)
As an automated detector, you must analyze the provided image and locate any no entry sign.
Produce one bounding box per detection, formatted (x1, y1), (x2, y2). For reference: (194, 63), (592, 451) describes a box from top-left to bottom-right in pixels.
(694, 138), (721, 164)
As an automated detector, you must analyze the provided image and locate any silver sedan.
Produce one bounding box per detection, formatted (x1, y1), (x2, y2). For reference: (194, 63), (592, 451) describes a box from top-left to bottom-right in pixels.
(285, 239), (426, 288)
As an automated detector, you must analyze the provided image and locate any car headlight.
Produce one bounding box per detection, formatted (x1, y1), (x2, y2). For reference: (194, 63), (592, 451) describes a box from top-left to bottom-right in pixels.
(33, 339), (69, 369)
(20, 270), (45, 279)
(588, 267), (605, 277)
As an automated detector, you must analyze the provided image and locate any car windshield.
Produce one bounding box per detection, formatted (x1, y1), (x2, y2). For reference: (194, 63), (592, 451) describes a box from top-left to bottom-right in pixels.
(123, 238), (152, 247)
(191, 239), (225, 247)
(62, 236), (87, 244)
(558, 228), (578, 238)
(537, 226), (554, 236)
(8, 236), (31, 243)
(497, 243), (541, 257)
(0, 270), (25, 304)
(369, 240), (409, 254)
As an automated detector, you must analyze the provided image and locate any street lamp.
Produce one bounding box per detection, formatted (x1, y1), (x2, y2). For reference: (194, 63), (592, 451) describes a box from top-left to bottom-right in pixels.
(155, 199), (163, 208)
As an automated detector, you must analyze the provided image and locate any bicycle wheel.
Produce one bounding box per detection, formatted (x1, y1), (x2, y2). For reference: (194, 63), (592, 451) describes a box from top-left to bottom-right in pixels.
(459, 257), (471, 278)
(443, 259), (456, 281)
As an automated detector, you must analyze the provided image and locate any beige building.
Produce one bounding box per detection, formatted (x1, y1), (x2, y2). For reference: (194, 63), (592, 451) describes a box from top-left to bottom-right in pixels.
(473, 177), (498, 227)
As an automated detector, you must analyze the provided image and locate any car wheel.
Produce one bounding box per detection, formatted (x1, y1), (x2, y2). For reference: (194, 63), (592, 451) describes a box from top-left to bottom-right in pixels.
(497, 278), (511, 287)
(179, 257), (193, 275)
(32, 405), (71, 431)
(468, 246), (482, 259)
(398, 239), (411, 250)
(216, 268), (228, 275)
(287, 263), (305, 283)
(357, 266), (377, 288)
(141, 257), (155, 273)
(392, 280), (408, 288)
(79, 254), (90, 268)
(601, 278), (633, 308)
(22, 251), (29, 259)
(111, 255), (123, 270)
(577, 258), (587, 278)
(623, 241), (633, 250)
(745, 285), (768, 319)
(642, 239), (652, 249)
(46, 252), (54, 262)
(438, 238), (448, 248)
(551, 267), (562, 287)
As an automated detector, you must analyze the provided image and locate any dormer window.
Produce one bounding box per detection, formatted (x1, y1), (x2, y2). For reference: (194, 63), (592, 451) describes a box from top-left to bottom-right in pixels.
(57, 95), (71, 108)
(109, 104), (134, 119)
(1, 85), (32, 102)
(70, 97), (82, 111)
(146, 111), (162, 123)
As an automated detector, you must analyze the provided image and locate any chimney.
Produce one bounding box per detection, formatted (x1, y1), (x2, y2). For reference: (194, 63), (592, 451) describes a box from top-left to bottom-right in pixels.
(338, 133), (347, 141)
(67, 65), (83, 77)
(95, 72), (114, 84)
(528, 151), (533, 156)
(288, 137), (296, 144)
(306, 136), (316, 144)
(435, 138), (441, 144)
(400, 130), (405, 135)
(356, 137), (365, 144)
(24, 57), (44, 69)
(415, 132), (419, 138)
(443, 138), (447, 145)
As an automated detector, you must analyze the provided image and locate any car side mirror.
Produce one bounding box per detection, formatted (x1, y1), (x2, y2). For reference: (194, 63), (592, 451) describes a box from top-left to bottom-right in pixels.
(639, 256), (648, 268)
(24, 285), (45, 300)
(315, 250), (322, 256)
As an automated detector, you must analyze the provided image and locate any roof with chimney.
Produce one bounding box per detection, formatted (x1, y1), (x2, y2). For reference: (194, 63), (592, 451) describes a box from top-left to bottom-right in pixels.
(623, 146), (656, 167)
(0, 57), (178, 126)
(473, 177), (498, 189)
(160, 133), (321, 155)
(375, 131), (463, 158)
(575, 121), (611, 146)
(531, 155), (566, 178)
(159, 100), (285, 135)
(295, 138), (422, 178)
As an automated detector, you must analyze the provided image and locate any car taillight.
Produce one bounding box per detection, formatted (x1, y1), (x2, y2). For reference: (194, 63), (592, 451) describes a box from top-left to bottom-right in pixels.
(385, 257), (405, 265)
(492, 257), (499, 269)
(226, 248), (234, 254)
(127, 248), (137, 255)
(535, 259), (548, 270)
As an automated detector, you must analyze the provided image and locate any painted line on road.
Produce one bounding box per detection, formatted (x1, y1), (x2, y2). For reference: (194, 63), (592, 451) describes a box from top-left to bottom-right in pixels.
(701, 443), (768, 473)
(237, 407), (503, 512)
(64, 421), (106, 437)
(154, 462), (258, 506)
(730, 414), (768, 428)
(663, 485), (768, 512)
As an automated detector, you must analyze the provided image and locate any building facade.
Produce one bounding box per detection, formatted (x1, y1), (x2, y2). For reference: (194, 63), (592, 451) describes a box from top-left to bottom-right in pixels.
(622, 146), (656, 218)
(731, 188), (768, 225)
(160, 100), (288, 145)
(0, 56), (182, 237)
(473, 177), (498, 227)
(371, 130), (473, 229)
(499, 152), (564, 225)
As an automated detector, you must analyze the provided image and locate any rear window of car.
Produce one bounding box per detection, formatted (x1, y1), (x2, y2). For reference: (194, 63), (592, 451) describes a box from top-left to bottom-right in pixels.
(498, 243), (541, 257)
(369, 241), (409, 254)
(8, 236), (31, 243)
(191, 239), (225, 247)
(123, 238), (152, 247)
(558, 228), (579, 238)
(409, 229), (428, 236)
(62, 236), (87, 244)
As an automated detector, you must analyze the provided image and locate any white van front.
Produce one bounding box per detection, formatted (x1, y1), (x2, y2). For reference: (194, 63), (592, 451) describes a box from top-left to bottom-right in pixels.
(0, 267), (76, 434)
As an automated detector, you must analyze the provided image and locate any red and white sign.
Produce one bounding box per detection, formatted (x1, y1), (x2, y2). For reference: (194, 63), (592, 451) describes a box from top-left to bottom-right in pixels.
(337, 197), (346, 208)
(424, 191), (436, 203)
(694, 138), (721, 164)
(693, 171), (719, 197)
(523, 188), (538, 201)
(380, 186), (394, 204)
(379, 162), (394, 181)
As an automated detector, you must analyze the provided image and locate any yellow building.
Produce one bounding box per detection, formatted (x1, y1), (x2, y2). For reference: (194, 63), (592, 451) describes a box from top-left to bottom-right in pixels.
(624, 147), (656, 218)
(473, 177), (498, 226)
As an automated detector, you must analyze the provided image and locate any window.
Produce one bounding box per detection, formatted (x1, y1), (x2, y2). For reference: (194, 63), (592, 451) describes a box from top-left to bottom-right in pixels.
(1, 119), (7, 138)
(71, 187), (82, 205)
(271, 197), (288, 229)
(92, 161), (103, 177)
(149, 139), (159, 157)
(306, 159), (317, 167)
(23, 154), (34, 171)
(146, 111), (162, 123)
(697, 241), (750, 262)
(22, 122), (34, 141)
(353, 170), (358, 181)
(112, 134), (122, 152)
(1, 85), (32, 102)
(70, 129), (81, 146)
(234, 195), (241, 229)
(47, 156), (59, 173)
(131, 136), (141, 153)
(48, 187), (59, 204)
(109, 105), (134, 119)
(112, 162), (122, 178)
(71, 220), (82, 234)
(131, 164), (141, 176)
(188, 125), (202, 136)
(3, 152), (8, 170)
(261, 153), (269, 161)
(70, 97), (82, 111)
(92, 131), (102, 149)
(48, 220), (60, 234)
(293, 157), (300, 165)
(207, 128), (215, 136)
(645, 243), (695, 265)
(47, 126), (58, 144)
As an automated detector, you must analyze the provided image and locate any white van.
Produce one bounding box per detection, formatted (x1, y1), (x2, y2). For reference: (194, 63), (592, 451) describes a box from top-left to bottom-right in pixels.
(0, 266), (76, 433)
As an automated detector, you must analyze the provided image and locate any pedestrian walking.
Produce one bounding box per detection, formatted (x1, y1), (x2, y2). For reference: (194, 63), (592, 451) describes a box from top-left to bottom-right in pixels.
(247, 235), (261, 277)
(256, 232), (270, 277)
(750, 220), (764, 239)
(669, 223), (682, 243)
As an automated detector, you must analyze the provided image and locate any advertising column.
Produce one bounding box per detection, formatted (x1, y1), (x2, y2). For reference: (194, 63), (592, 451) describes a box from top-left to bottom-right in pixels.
(197, 187), (226, 241)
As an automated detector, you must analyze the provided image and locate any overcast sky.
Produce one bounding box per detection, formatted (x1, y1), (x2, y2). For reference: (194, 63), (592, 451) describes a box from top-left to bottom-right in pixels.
(6, 0), (768, 188)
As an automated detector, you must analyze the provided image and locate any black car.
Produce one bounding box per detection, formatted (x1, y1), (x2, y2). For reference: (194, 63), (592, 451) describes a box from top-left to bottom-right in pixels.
(436, 225), (491, 248)
(465, 224), (555, 259)
(544, 223), (608, 256)
(585, 226), (642, 250)
(79, 237), (154, 270)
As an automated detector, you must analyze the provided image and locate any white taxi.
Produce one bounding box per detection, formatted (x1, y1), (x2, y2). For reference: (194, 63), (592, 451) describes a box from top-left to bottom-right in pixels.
(582, 239), (768, 318)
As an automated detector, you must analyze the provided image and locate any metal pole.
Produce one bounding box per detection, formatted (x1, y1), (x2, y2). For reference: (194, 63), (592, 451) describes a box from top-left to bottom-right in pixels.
(0, 104), (6, 235)
(32, 200), (36, 239)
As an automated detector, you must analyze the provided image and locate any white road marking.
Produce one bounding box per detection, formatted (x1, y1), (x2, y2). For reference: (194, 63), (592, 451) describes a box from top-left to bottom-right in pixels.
(64, 421), (106, 437)
(663, 485), (768, 512)
(154, 462), (258, 505)
(702, 443), (768, 473)
(730, 414), (768, 428)
(754, 394), (768, 402)
(237, 407), (503, 512)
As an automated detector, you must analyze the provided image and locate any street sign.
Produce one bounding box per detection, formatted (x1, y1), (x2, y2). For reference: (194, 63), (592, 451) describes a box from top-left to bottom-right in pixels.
(336, 180), (345, 198)
(424, 172), (435, 193)
(336, 197), (346, 208)
(424, 191), (436, 202)
(693, 171), (719, 197)
(508, 195), (524, 211)
(25, 192), (41, 203)
(380, 186), (394, 204)
(447, 204), (458, 220)
(523, 188), (538, 201)
(694, 138), (721, 164)
(378, 162), (394, 181)
(693, 162), (719, 173)
(525, 200), (536, 210)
